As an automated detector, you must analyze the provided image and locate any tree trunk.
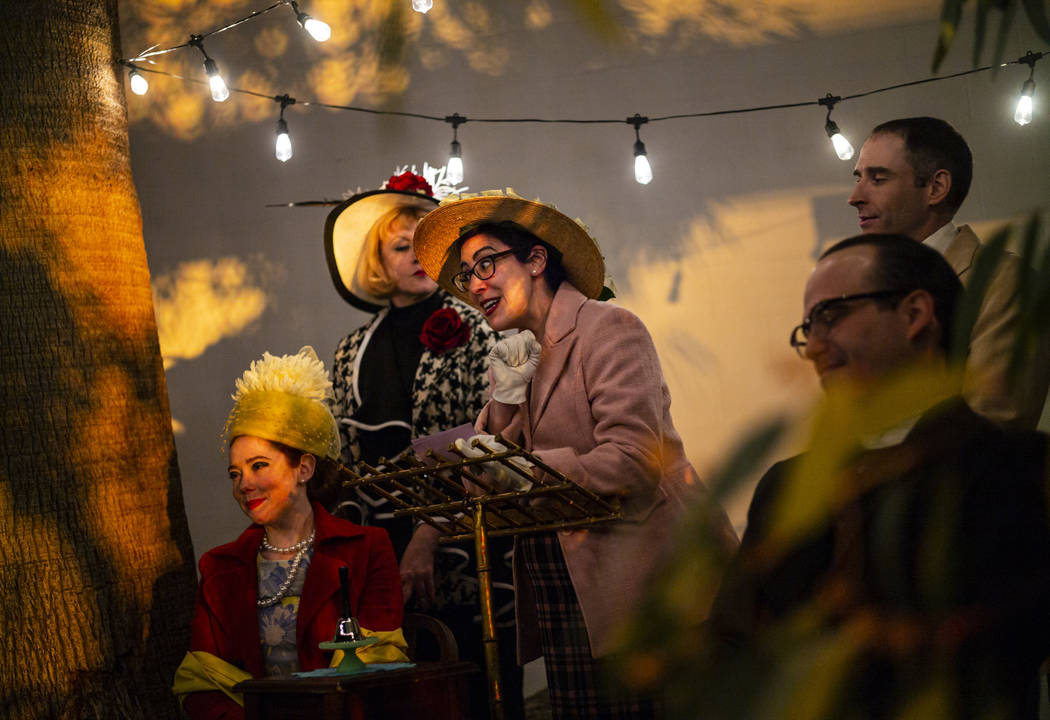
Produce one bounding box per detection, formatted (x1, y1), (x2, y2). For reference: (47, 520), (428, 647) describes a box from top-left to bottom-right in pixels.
(0, 1), (197, 717)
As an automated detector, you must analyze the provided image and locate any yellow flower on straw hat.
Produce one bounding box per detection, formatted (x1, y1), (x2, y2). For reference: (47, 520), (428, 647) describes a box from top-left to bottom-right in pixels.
(412, 189), (606, 303)
(225, 346), (341, 460)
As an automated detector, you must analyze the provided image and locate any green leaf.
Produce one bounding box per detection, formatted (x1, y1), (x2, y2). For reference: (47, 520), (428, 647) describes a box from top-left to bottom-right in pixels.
(933, 0), (966, 71)
(377, 2), (407, 69)
(565, 0), (623, 42)
(1029, 214), (1050, 336)
(755, 629), (863, 720)
(708, 416), (787, 501)
(950, 226), (1009, 362)
(1005, 215), (1048, 385)
(1021, 0), (1050, 43)
(973, 0), (993, 66)
(992, 0), (1019, 66)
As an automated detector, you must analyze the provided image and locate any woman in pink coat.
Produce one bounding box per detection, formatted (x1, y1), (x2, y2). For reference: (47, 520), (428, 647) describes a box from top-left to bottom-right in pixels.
(413, 192), (734, 719)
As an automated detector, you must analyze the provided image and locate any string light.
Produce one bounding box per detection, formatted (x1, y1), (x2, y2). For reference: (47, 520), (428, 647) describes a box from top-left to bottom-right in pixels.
(628, 114), (653, 185)
(819, 94), (854, 161)
(274, 94), (295, 162)
(118, 4), (1048, 179)
(1014, 51), (1042, 126)
(188, 35), (229, 102)
(128, 66), (149, 95)
(290, 1), (330, 42)
(204, 60), (230, 102)
(445, 113), (465, 184)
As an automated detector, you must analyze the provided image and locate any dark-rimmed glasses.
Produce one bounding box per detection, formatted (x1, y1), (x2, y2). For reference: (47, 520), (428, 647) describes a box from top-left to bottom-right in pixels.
(452, 249), (517, 293)
(789, 290), (909, 357)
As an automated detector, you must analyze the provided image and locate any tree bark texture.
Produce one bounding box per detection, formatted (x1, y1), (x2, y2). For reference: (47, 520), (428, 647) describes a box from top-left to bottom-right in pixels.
(0, 1), (197, 718)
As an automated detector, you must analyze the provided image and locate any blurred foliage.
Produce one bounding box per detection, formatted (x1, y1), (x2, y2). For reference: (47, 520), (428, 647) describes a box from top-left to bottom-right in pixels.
(613, 213), (1050, 719)
(933, 0), (1050, 70)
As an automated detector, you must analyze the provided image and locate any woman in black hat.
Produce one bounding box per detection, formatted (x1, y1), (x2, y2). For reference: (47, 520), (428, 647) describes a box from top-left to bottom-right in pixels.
(324, 170), (523, 717)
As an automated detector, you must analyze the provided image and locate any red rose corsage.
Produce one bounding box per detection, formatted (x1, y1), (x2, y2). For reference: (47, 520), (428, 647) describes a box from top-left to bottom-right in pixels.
(384, 171), (433, 196)
(420, 307), (470, 353)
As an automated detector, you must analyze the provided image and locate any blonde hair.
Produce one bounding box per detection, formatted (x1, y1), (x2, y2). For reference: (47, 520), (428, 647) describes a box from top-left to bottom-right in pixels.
(355, 205), (430, 298)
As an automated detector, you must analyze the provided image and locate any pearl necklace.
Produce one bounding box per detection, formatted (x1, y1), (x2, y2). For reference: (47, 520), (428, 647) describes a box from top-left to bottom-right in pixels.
(261, 530), (315, 554)
(257, 530), (315, 608)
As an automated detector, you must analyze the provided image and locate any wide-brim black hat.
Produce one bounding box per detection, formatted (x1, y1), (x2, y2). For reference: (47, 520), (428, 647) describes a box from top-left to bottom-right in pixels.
(323, 189), (438, 312)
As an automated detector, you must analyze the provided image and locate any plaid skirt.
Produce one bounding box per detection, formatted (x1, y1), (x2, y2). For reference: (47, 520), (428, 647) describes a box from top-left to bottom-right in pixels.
(519, 533), (657, 720)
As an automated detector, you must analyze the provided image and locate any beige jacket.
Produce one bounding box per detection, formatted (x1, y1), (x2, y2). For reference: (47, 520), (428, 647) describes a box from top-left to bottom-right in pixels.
(943, 224), (1050, 429)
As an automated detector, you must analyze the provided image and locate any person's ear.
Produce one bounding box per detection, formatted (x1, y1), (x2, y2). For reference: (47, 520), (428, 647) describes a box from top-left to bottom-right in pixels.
(297, 453), (317, 484)
(899, 289), (937, 345)
(926, 168), (952, 207)
(528, 245), (548, 277)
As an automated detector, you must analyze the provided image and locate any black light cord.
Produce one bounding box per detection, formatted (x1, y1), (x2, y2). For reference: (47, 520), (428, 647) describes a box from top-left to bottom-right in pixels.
(120, 49), (1045, 132)
(117, 0), (1046, 137)
(128, 0), (290, 61)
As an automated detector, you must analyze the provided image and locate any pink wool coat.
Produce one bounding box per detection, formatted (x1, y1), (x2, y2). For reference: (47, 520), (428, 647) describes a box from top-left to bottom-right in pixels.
(478, 282), (732, 662)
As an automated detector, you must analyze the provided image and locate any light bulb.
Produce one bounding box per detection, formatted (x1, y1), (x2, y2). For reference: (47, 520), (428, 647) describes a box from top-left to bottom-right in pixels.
(302, 16), (331, 41)
(830, 132), (854, 160)
(209, 75), (230, 102)
(412, 0), (433, 13)
(446, 156), (463, 184)
(204, 59), (229, 102)
(275, 119), (292, 162)
(633, 138), (652, 184)
(634, 154), (653, 185)
(447, 139), (463, 183)
(824, 119), (853, 160)
(1015, 80), (1035, 125)
(129, 69), (148, 96)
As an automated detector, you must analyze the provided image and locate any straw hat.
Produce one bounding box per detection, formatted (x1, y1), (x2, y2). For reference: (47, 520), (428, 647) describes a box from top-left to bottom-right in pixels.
(412, 190), (606, 303)
(323, 187), (438, 312)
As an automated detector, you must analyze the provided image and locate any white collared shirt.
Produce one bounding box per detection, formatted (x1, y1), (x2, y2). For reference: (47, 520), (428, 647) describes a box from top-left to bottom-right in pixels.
(923, 221), (958, 255)
(860, 414), (921, 449)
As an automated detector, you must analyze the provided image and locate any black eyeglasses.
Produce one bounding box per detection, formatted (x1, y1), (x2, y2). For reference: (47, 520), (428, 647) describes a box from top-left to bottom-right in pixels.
(789, 290), (909, 357)
(452, 249), (517, 293)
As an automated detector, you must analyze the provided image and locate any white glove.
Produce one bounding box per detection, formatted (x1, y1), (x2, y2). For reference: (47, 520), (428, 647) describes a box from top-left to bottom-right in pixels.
(454, 434), (534, 492)
(488, 330), (541, 405)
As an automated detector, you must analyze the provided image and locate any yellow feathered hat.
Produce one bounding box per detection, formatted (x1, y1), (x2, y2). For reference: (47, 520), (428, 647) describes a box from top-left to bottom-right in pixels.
(225, 346), (341, 461)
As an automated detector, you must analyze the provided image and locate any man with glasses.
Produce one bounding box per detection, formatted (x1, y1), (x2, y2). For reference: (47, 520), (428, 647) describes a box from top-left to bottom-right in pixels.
(848, 116), (1049, 428)
(789, 233), (963, 389)
(703, 234), (1050, 720)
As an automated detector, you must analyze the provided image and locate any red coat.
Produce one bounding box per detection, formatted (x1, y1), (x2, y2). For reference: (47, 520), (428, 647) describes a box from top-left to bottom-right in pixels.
(184, 503), (402, 719)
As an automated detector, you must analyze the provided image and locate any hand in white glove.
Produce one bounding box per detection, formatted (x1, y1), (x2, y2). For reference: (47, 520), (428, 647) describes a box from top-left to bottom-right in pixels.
(454, 434), (534, 493)
(488, 330), (542, 405)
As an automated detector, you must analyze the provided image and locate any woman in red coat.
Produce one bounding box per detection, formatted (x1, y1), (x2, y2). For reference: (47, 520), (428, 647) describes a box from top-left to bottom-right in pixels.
(173, 347), (405, 720)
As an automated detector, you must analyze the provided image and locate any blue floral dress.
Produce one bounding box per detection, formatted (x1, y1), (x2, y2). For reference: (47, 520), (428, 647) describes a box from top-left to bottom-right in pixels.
(257, 550), (313, 676)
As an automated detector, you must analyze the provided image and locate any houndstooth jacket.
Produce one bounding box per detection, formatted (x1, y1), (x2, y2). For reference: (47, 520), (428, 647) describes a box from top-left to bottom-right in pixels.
(331, 291), (514, 622)
(331, 290), (498, 466)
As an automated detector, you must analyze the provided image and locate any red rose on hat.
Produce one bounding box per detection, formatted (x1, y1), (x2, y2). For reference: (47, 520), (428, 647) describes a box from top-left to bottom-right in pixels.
(420, 307), (470, 353)
(385, 171), (433, 196)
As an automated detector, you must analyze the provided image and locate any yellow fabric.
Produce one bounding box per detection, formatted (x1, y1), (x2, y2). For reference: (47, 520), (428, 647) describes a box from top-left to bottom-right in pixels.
(226, 388), (340, 460)
(172, 650), (252, 707)
(328, 627), (410, 667)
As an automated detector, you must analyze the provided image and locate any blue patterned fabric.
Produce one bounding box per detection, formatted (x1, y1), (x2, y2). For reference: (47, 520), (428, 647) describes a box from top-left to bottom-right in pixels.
(257, 550), (313, 676)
